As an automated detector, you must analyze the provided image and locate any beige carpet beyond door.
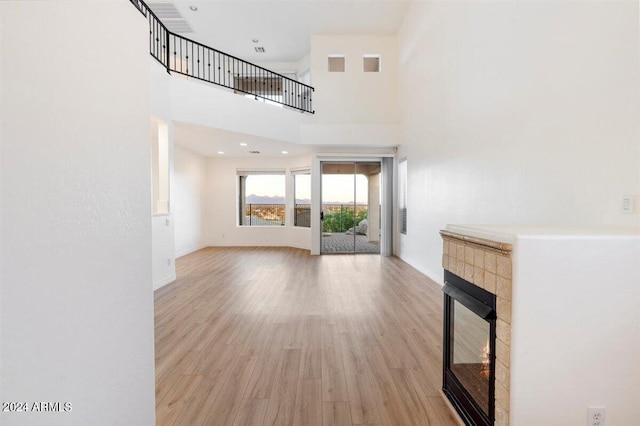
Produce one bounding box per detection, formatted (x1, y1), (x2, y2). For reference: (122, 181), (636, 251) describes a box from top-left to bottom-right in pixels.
(154, 247), (458, 426)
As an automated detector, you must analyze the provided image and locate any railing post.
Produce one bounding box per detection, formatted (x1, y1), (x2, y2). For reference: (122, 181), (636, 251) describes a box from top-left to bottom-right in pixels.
(165, 30), (170, 74)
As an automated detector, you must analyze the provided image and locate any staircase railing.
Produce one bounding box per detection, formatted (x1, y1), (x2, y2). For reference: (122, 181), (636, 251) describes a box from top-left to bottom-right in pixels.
(130, 0), (315, 114)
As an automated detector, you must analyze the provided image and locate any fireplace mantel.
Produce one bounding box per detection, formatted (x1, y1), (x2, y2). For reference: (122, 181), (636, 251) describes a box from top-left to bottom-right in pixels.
(441, 224), (640, 426)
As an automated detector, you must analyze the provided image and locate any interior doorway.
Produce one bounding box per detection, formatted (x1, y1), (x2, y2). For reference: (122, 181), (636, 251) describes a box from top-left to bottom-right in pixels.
(320, 161), (381, 254)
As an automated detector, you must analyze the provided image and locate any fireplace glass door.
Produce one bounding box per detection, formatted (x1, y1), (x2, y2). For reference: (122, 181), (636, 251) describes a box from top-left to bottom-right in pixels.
(451, 300), (491, 416)
(443, 270), (496, 426)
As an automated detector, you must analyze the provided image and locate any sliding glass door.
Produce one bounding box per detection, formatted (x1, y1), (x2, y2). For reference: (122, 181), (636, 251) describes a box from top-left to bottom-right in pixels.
(320, 161), (381, 254)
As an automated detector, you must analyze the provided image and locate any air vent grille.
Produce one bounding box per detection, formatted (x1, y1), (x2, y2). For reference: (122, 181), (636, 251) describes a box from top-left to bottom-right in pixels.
(164, 21), (194, 33)
(249, 151), (261, 154)
(254, 47), (266, 53)
(148, 2), (194, 33)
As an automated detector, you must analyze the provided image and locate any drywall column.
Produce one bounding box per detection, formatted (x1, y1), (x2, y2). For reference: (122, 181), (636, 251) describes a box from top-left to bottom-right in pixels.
(173, 145), (208, 258)
(0, 1), (155, 425)
(367, 173), (380, 242)
(151, 116), (176, 290)
(150, 63), (176, 290)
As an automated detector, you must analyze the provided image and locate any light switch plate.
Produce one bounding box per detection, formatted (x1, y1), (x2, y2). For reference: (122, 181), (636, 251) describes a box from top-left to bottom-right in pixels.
(621, 195), (633, 214)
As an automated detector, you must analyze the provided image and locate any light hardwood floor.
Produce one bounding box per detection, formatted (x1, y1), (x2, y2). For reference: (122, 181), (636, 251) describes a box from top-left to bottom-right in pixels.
(155, 247), (458, 426)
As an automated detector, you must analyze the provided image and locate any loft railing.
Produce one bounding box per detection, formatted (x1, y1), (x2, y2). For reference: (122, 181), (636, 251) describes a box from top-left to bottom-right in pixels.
(129, 0), (315, 114)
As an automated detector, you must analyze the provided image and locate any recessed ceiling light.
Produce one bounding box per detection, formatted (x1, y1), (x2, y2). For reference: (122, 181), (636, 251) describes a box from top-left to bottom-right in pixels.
(252, 39), (259, 43)
(189, 6), (198, 11)
(240, 143), (247, 146)
(217, 151), (224, 155)
(281, 151), (288, 154)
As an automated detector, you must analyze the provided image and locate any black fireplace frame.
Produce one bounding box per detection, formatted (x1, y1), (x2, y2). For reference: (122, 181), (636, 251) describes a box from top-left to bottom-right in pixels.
(442, 270), (497, 426)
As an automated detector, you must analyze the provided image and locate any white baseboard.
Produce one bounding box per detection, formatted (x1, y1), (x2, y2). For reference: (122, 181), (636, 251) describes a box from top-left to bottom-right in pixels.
(175, 244), (208, 259)
(208, 241), (311, 250)
(153, 273), (176, 291)
(395, 254), (444, 286)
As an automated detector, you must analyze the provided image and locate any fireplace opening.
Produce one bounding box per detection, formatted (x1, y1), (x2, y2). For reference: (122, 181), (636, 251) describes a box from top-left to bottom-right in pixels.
(442, 270), (496, 426)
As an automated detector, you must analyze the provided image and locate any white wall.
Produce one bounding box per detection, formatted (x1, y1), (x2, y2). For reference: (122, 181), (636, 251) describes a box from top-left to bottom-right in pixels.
(303, 35), (400, 147)
(511, 234), (640, 425)
(310, 35), (398, 125)
(396, 1), (640, 282)
(0, 1), (155, 425)
(207, 155), (312, 249)
(170, 76), (311, 144)
(174, 145), (208, 257)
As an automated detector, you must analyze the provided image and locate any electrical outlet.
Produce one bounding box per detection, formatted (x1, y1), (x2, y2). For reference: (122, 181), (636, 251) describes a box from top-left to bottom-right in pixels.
(167, 258), (171, 266)
(587, 406), (605, 426)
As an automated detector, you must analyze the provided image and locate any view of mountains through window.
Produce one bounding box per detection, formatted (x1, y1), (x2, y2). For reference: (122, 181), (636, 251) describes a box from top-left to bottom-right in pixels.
(241, 174), (370, 227)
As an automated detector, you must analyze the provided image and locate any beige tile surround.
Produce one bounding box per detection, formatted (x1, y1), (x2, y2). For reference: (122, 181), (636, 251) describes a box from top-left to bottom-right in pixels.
(440, 230), (512, 426)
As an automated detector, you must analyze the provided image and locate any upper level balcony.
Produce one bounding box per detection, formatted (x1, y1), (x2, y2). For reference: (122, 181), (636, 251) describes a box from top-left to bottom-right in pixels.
(130, 0), (314, 114)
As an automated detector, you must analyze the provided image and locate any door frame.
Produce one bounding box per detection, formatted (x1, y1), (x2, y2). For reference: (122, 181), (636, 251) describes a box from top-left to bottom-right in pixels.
(311, 153), (395, 255)
(320, 161), (379, 254)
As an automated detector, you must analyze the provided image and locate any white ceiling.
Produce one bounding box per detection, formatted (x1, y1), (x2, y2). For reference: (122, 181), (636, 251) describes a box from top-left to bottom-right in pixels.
(169, 0), (411, 63)
(173, 121), (312, 157)
(164, 1), (409, 157)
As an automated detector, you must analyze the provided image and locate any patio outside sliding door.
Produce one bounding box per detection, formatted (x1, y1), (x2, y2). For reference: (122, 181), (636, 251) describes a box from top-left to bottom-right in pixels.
(320, 161), (380, 254)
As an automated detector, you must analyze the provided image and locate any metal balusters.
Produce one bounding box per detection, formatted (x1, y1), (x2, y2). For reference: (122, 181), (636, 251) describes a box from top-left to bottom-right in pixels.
(130, 0), (315, 113)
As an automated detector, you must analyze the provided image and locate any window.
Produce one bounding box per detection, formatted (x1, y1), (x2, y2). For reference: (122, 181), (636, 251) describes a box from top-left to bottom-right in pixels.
(238, 170), (286, 226)
(363, 55), (380, 72)
(399, 159), (407, 234)
(328, 55), (345, 72)
(293, 170), (311, 227)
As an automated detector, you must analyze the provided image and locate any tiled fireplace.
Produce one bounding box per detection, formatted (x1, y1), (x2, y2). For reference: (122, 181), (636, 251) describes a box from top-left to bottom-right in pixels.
(440, 230), (512, 426)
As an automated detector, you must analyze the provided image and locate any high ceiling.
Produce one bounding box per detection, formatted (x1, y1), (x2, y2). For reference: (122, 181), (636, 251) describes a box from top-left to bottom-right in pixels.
(173, 121), (313, 157)
(159, 1), (410, 157)
(165, 0), (411, 63)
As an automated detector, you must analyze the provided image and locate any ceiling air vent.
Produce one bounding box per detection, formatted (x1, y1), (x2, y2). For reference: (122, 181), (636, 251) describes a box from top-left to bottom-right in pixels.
(254, 47), (266, 53)
(249, 151), (261, 154)
(148, 2), (194, 33)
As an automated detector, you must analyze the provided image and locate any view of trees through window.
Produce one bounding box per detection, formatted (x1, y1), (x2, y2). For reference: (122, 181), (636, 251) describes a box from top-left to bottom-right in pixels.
(321, 173), (369, 233)
(322, 206), (368, 233)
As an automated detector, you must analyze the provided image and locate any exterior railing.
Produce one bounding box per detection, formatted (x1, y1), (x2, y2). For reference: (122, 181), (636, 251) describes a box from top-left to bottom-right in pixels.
(294, 204), (311, 228)
(237, 203), (371, 229)
(129, 0), (315, 114)
(243, 204), (286, 226)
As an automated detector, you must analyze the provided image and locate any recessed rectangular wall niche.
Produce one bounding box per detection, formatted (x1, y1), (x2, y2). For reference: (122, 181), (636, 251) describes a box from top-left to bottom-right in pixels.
(151, 116), (170, 214)
(363, 55), (380, 72)
(328, 55), (345, 72)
